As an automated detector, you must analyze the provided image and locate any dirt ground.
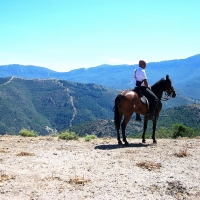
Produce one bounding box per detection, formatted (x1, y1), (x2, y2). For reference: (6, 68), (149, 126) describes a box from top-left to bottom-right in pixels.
(0, 135), (200, 200)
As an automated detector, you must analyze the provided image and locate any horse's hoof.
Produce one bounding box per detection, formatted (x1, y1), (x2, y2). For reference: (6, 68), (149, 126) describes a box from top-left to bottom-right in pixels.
(153, 140), (157, 144)
(118, 140), (122, 145)
(142, 139), (146, 143)
(124, 141), (129, 146)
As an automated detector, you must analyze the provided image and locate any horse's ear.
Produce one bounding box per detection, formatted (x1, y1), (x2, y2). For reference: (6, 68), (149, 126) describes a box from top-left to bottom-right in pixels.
(166, 75), (169, 80)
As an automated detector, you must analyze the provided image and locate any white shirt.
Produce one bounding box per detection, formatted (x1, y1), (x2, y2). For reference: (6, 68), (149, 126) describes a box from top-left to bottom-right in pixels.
(133, 69), (137, 87)
(133, 67), (147, 87)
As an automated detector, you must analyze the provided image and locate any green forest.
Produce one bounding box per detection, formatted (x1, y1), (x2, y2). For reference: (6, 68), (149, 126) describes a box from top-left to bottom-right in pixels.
(0, 77), (116, 134)
(0, 77), (199, 138)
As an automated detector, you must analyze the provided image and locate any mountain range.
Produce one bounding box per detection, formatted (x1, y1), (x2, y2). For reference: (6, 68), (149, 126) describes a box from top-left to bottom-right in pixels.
(0, 54), (200, 135)
(1, 54), (200, 101)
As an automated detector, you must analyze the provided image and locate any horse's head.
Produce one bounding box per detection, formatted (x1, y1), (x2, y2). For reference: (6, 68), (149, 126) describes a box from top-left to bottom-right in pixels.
(164, 75), (176, 98)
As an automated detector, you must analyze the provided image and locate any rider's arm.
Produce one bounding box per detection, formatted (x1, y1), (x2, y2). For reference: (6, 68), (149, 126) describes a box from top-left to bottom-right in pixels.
(143, 79), (150, 88)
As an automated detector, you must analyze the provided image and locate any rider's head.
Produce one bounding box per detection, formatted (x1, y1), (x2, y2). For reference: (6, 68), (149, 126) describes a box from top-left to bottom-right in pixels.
(139, 60), (146, 68)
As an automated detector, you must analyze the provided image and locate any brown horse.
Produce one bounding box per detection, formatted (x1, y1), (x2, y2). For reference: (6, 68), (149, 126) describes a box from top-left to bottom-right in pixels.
(113, 75), (176, 145)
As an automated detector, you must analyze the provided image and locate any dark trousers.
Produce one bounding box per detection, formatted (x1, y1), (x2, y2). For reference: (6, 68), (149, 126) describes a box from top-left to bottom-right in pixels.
(137, 86), (159, 113)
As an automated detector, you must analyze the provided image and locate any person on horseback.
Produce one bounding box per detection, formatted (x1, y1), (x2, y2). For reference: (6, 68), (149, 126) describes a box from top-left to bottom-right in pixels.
(134, 60), (159, 120)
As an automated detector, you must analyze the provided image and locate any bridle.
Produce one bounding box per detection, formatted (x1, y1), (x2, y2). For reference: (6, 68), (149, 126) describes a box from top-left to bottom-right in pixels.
(161, 85), (176, 101)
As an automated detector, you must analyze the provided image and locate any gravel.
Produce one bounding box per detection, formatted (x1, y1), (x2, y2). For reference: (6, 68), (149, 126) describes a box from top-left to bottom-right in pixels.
(0, 135), (200, 200)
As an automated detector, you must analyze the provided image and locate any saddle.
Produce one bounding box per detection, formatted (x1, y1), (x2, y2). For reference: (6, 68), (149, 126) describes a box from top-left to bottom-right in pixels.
(132, 88), (149, 105)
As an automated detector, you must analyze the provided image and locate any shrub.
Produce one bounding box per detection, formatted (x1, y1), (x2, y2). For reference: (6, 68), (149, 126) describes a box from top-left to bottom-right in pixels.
(194, 128), (200, 137)
(85, 134), (97, 142)
(171, 124), (194, 138)
(156, 126), (172, 138)
(19, 128), (37, 137)
(59, 131), (78, 140)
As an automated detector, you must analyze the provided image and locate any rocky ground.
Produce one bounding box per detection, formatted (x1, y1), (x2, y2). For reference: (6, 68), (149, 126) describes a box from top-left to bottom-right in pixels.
(0, 135), (200, 200)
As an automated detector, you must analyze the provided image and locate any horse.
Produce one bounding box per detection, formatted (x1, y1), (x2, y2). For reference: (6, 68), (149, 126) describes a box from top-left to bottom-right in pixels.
(113, 74), (176, 145)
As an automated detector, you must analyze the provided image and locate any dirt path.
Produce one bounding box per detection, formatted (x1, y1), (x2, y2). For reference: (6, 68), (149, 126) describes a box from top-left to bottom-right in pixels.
(2, 76), (15, 85)
(0, 135), (200, 200)
(54, 80), (77, 127)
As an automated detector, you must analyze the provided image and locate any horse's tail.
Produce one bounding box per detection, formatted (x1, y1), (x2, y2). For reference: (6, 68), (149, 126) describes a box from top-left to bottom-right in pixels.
(113, 94), (121, 130)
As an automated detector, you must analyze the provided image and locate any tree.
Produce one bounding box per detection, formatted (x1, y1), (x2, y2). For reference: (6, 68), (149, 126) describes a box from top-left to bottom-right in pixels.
(171, 124), (194, 138)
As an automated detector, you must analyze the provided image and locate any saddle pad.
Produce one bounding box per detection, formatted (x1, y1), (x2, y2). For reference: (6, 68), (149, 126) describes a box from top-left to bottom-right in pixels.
(132, 88), (148, 105)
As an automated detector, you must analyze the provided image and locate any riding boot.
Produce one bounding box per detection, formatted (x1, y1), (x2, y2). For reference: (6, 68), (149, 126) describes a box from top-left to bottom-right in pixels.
(135, 114), (142, 122)
(148, 112), (155, 120)
(148, 101), (158, 120)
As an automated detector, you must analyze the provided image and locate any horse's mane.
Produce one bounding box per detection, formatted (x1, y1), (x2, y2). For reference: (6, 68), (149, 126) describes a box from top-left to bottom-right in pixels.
(151, 75), (172, 94)
(151, 78), (165, 92)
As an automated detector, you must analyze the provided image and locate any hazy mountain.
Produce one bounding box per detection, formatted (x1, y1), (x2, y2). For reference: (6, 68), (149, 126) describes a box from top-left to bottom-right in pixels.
(0, 55), (199, 135)
(1, 54), (200, 100)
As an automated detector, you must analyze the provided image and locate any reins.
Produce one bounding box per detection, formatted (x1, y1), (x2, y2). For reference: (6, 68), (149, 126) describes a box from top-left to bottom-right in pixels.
(160, 91), (172, 101)
(159, 78), (175, 101)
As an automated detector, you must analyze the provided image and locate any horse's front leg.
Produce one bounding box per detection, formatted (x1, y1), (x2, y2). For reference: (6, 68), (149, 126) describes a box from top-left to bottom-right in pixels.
(142, 116), (148, 143)
(152, 119), (157, 143)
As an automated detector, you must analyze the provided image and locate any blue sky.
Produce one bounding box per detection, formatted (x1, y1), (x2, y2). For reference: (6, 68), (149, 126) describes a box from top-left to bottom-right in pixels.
(1, 0), (200, 72)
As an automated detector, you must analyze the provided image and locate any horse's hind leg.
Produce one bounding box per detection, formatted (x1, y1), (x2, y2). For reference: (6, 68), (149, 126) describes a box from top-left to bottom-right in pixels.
(117, 129), (122, 145)
(116, 114), (123, 145)
(121, 115), (131, 145)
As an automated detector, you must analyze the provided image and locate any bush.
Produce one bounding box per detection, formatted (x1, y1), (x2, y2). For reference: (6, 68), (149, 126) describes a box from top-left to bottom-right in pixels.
(194, 128), (200, 137)
(156, 126), (172, 138)
(19, 128), (37, 137)
(85, 134), (97, 142)
(59, 131), (78, 140)
(171, 124), (194, 138)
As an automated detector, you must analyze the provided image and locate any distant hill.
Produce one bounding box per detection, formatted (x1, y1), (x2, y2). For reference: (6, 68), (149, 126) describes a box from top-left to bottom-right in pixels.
(0, 55), (200, 136)
(0, 77), (117, 134)
(0, 64), (58, 78)
(69, 104), (200, 138)
(1, 54), (200, 100)
(158, 104), (200, 129)
(0, 76), (195, 135)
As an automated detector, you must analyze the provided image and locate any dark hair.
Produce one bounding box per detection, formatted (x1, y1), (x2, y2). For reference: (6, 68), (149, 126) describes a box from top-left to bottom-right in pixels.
(139, 60), (146, 67)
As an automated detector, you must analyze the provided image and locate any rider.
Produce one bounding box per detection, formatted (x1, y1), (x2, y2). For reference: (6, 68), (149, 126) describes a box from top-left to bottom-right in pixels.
(133, 60), (159, 120)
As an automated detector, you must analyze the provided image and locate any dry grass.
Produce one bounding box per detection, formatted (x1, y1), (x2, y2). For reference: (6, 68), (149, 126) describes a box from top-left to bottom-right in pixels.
(43, 171), (63, 181)
(0, 172), (15, 182)
(0, 149), (10, 153)
(102, 136), (111, 140)
(165, 181), (189, 198)
(124, 149), (136, 154)
(16, 151), (35, 156)
(136, 161), (162, 171)
(44, 176), (62, 181)
(69, 175), (91, 185)
(174, 144), (188, 157)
